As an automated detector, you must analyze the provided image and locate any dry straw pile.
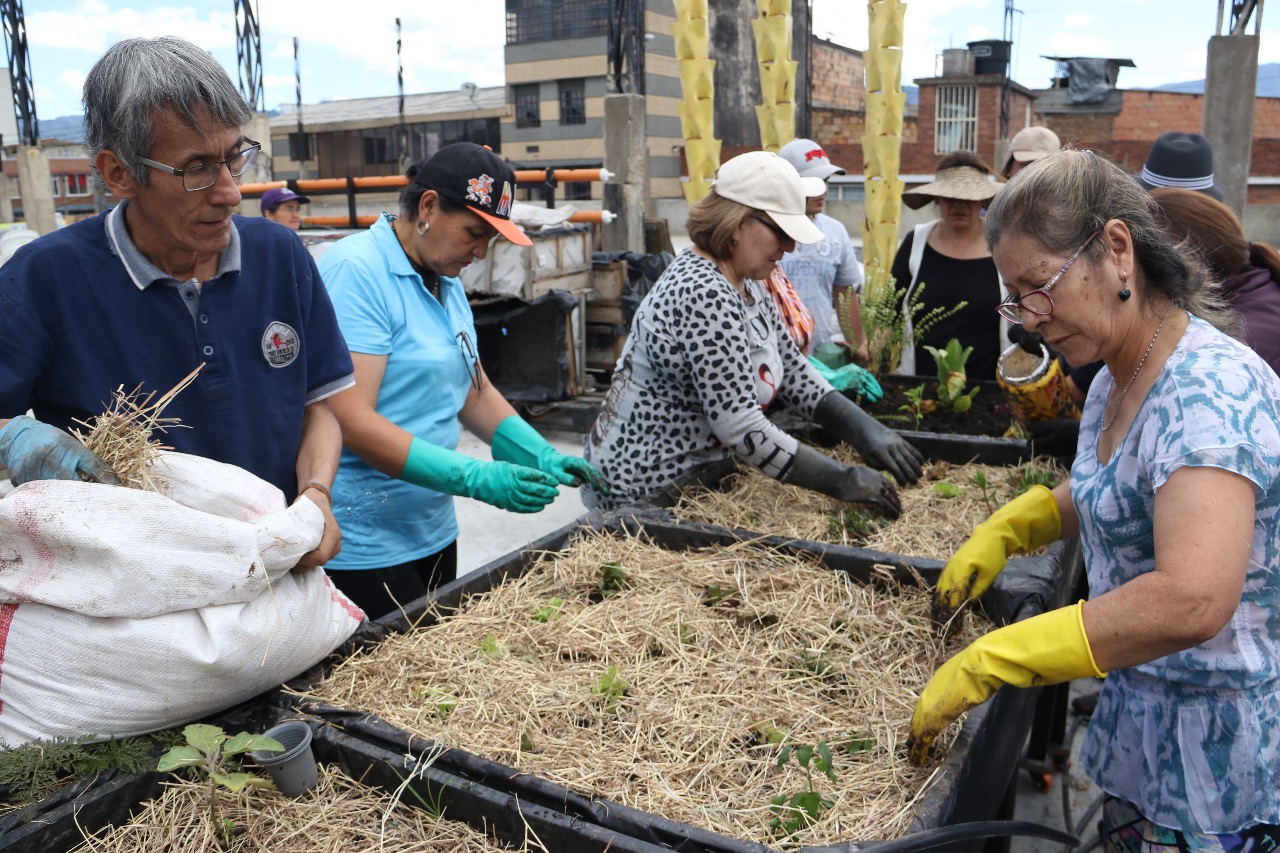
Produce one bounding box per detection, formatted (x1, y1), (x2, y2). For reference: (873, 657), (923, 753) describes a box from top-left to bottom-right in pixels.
(70, 365), (202, 491)
(71, 763), (534, 852)
(303, 532), (984, 848)
(671, 449), (1065, 557)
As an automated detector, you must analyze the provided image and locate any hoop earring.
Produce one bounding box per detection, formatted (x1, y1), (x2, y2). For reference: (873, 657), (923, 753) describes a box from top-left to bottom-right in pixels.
(416, 220), (429, 236)
(1118, 269), (1130, 301)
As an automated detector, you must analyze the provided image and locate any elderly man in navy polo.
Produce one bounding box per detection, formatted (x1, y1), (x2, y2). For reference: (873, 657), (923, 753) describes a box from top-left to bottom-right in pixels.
(0, 36), (354, 566)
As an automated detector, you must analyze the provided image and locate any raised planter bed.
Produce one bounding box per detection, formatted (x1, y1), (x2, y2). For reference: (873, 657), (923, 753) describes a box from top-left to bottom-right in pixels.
(281, 512), (1080, 853)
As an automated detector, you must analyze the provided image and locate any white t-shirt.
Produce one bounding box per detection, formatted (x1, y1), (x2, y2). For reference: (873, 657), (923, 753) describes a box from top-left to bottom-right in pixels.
(778, 213), (863, 348)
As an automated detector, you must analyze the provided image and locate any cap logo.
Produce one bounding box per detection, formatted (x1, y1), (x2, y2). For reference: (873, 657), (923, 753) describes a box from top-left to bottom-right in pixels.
(495, 181), (513, 217)
(804, 147), (828, 162)
(261, 321), (299, 368)
(466, 174), (495, 207)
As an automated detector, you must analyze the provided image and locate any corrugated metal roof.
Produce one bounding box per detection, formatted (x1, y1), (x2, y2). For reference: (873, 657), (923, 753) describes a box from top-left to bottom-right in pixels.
(269, 86), (507, 130)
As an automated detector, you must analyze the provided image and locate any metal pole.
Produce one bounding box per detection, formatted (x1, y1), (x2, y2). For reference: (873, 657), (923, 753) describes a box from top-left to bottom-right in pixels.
(397, 18), (408, 173)
(294, 37), (307, 180)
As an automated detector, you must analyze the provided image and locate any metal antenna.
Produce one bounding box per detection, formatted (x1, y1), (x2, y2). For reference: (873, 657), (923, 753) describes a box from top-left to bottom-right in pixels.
(234, 0), (265, 111)
(1, 0), (38, 146)
(293, 37), (307, 179)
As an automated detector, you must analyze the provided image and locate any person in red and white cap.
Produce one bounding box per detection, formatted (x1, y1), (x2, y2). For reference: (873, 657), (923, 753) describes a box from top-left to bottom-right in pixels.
(261, 186), (311, 231)
(777, 138), (867, 359)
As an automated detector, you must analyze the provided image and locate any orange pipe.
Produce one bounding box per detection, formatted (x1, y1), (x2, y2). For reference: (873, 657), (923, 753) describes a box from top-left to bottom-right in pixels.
(305, 215), (379, 227)
(242, 168), (607, 198)
(567, 210), (607, 222)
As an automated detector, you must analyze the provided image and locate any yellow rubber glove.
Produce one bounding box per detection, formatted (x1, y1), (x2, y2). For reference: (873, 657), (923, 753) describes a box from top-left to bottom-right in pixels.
(933, 485), (1061, 622)
(908, 601), (1105, 766)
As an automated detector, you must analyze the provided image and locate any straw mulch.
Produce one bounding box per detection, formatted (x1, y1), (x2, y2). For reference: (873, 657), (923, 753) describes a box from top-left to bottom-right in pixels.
(671, 448), (1065, 558)
(71, 366), (201, 491)
(70, 763), (540, 852)
(300, 532), (986, 849)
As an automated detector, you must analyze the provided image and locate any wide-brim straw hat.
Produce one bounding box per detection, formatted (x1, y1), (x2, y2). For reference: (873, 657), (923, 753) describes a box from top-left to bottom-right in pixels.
(901, 165), (1002, 210)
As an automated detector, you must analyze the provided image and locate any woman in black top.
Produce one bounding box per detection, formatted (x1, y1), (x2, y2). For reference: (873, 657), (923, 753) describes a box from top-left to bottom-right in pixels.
(891, 151), (1007, 381)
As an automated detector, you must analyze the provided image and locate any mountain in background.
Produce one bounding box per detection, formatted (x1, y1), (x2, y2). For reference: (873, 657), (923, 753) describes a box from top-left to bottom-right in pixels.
(36, 114), (85, 143)
(1155, 62), (1280, 96)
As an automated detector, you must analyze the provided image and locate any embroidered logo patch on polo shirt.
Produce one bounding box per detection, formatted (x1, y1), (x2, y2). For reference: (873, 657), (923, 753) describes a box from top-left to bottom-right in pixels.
(261, 321), (300, 368)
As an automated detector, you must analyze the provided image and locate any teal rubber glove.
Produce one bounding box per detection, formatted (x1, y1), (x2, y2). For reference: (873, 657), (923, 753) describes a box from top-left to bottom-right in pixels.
(490, 416), (608, 493)
(0, 416), (120, 487)
(807, 356), (883, 403)
(401, 437), (560, 513)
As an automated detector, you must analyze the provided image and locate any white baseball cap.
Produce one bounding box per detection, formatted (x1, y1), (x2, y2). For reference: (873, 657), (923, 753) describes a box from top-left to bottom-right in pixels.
(778, 138), (847, 181)
(710, 151), (825, 244)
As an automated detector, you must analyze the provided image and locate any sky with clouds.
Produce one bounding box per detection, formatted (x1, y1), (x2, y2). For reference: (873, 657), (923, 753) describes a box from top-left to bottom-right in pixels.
(19, 0), (1275, 122)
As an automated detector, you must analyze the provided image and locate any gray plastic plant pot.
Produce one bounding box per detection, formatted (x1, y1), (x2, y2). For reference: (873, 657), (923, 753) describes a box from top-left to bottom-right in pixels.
(251, 720), (319, 796)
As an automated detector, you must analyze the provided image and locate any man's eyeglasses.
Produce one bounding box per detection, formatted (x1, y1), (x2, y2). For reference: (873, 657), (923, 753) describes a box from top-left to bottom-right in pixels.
(750, 215), (791, 243)
(137, 140), (262, 192)
(996, 231), (1100, 324)
(457, 330), (481, 392)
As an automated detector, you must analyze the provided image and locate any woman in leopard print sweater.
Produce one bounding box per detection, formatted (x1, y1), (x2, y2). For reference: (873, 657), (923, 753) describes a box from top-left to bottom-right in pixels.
(584, 152), (922, 512)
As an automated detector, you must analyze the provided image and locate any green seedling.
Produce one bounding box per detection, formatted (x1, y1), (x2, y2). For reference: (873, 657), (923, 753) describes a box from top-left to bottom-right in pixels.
(1007, 463), (1057, 497)
(0, 732), (176, 813)
(849, 270), (967, 374)
(969, 469), (996, 514)
(597, 561), (629, 597)
(592, 665), (628, 713)
(932, 481), (963, 499)
(411, 686), (458, 718)
(898, 383), (931, 429)
(531, 596), (566, 623)
(923, 338), (981, 414)
(791, 648), (836, 680)
(827, 505), (882, 541)
(769, 740), (838, 837)
(478, 634), (507, 659)
(754, 722), (792, 746)
(842, 734), (876, 755)
(158, 723), (283, 847)
(701, 585), (739, 606)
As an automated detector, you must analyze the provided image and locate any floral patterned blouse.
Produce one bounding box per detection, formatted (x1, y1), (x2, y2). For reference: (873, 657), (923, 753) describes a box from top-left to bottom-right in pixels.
(1073, 315), (1280, 833)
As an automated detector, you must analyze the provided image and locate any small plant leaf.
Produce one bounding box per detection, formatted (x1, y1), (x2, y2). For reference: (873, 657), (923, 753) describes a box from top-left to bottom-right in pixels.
(531, 596), (565, 623)
(211, 770), (273, 793)
(223, 733), (282, 757)
(156, 745), (204, 772)
(478, 634), (507, 658)
(182, 724), (226, 756)
(932, 482), (962, 498)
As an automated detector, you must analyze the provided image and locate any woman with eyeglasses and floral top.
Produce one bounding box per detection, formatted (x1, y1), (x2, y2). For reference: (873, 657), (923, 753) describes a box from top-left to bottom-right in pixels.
(318, 143), (603, 619)
(910, 150), (1280, 853)
(584, 151), (922, 514)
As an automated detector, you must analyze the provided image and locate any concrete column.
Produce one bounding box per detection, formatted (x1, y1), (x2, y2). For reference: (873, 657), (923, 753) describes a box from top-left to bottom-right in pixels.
(244, 113), (275, 186)
(1203, 34), (1259, 217)
(0, 151), (13, 223)
(603, 93), (649, 254)
(16, 146), (56, 235)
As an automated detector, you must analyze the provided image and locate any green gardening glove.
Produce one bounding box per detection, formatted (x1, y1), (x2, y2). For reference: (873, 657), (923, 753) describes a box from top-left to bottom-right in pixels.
(490, 416), (608, 493)
(401, 437), (560, 513)
(807, 356), (883, 403)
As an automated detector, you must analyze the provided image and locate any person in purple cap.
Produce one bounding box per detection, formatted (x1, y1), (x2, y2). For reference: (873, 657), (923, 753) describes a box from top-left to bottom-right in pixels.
(261, 186), (311, 232)
(318, 142), (605, 619)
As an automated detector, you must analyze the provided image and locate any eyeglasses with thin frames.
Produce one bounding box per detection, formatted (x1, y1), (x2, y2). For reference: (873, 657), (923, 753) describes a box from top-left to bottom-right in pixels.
(996, 231), (1101, 324)
(136, 139), (262, 192)
(750, 215), (791, 243)
(457, 330), (481, 392)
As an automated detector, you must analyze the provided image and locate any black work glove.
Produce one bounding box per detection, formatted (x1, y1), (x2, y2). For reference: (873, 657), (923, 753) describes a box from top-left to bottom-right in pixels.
(1026, 418), (1080, 459)
(811, 391), (923, 485)
(1007, 324), (1045, 356)
(783, 444), (901, 519)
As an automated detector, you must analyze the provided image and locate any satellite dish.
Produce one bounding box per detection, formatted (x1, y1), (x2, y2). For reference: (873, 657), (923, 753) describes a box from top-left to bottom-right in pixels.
(460, 81), (479, 103)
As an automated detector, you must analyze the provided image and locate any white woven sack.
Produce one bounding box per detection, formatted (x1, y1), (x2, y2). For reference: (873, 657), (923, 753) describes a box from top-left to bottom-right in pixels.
(0, 452), (364, 745)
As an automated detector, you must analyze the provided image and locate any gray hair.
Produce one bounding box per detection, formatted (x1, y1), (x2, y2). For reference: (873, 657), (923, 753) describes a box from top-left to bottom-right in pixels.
(985, 149), (1242, 338)
(83, 36), (253, 185)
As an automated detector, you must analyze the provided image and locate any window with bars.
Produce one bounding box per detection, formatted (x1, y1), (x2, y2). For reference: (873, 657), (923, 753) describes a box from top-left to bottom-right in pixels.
(558, 79), (585, 125)
(506, 0), (608, 44)
(934, 84), (978, 154)
(515, 84), (541, 128)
